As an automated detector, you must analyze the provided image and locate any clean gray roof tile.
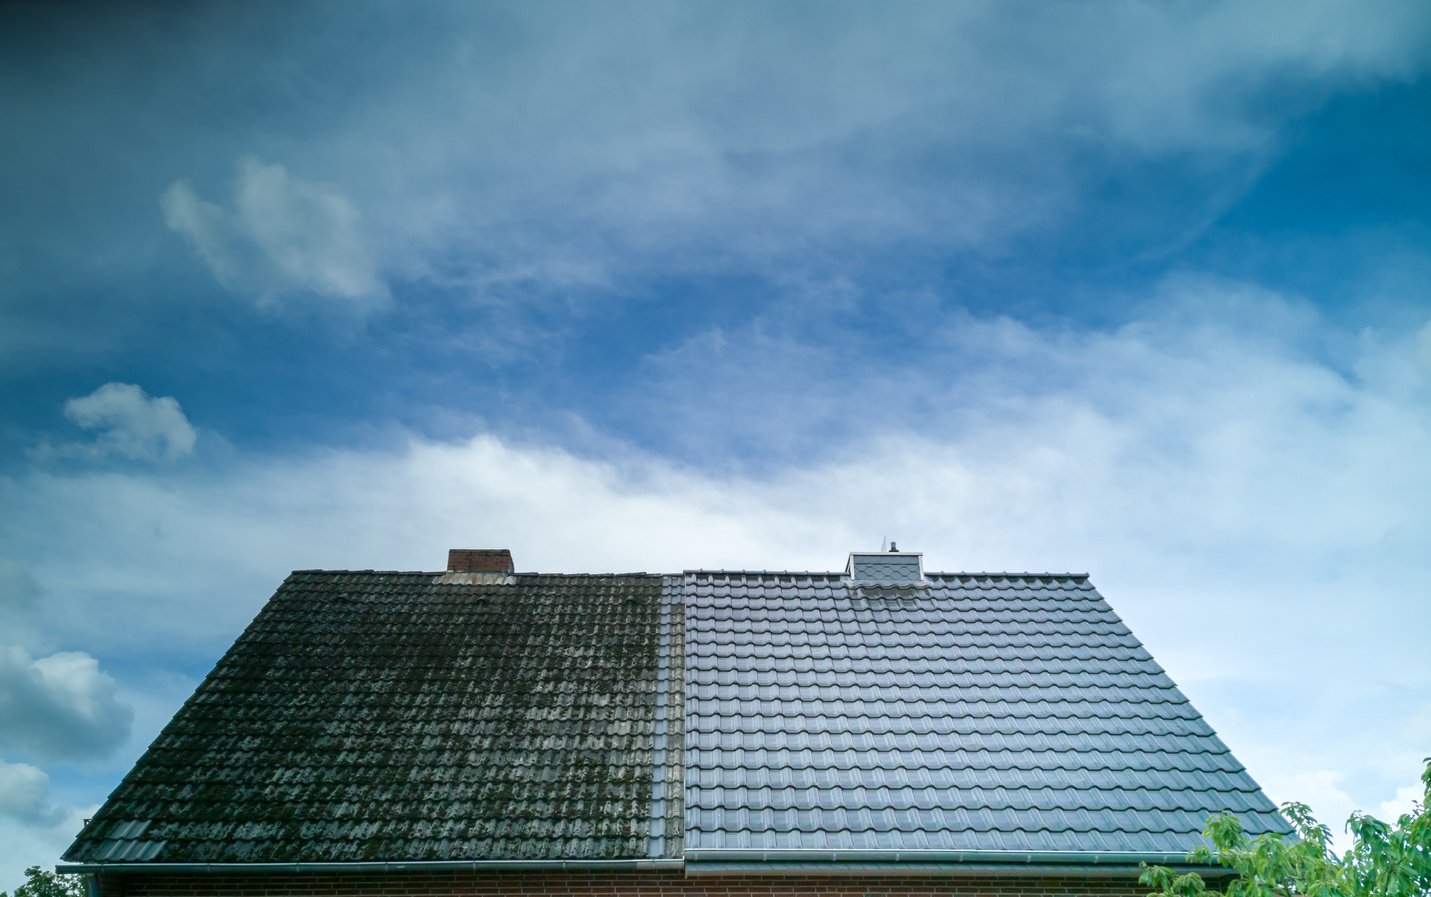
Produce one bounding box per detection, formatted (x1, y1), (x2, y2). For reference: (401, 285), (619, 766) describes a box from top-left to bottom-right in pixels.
(683, 570), (1290, 855)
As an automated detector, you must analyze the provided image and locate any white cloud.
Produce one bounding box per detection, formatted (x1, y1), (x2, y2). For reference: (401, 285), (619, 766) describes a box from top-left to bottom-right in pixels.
(0, 760), (66, 827)
(1377, 782), (1424, 821)
(1252, 763), (1428, 855)
(1256, 768), (1359, 853)
(45, 382), (197, 463)
(162, 157), (387, 310)
(0, 646), (133, 764)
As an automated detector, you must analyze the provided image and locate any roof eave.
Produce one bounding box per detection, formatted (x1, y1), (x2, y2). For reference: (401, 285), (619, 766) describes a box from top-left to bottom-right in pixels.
(682, 849), (1226, 878)
(684, 861), (1228, 879)
(57, 859), (685, 875)
(58, 855), (1232, 880)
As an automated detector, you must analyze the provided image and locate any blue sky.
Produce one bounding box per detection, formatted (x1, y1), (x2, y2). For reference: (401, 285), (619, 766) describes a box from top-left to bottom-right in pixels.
(2, 0), (1431, 887)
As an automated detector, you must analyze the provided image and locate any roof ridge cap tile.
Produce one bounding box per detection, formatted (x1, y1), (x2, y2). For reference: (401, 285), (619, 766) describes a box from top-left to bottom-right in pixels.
(289, 569), (447, 576)
(292, 569), (1094, 580)
(684, 570), (845, 577)
(927, 572), (1091, 580)
(293, 569), (673, 577)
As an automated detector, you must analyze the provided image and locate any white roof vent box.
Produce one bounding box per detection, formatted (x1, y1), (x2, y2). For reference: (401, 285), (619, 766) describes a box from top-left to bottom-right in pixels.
(846, 544), (924, 583)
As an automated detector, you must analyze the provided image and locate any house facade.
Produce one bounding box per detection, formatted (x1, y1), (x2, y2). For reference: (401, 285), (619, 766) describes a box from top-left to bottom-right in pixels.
(62, 548), (1289, 897)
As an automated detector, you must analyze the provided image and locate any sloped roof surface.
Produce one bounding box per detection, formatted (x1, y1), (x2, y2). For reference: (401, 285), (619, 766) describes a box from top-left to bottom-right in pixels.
(67, 561), (1290, 869)
(683, 571), (1291, 854)
(65, 571), (678, 863)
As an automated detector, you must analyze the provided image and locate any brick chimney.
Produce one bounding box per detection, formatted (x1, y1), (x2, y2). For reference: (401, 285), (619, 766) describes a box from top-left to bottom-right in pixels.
(437, 549), (515, 584)
(447, 548), (514, 574)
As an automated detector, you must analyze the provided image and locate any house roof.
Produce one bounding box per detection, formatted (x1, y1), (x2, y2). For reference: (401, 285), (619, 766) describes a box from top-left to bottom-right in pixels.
(64, 555), (1290, 872)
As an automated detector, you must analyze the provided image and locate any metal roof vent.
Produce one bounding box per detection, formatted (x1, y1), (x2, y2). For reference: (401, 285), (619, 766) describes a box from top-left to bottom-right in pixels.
(846, 546), (924, 583)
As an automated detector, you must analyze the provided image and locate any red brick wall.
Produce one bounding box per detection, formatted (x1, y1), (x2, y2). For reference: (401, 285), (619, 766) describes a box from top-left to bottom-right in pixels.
(97, 870), (1154, 897)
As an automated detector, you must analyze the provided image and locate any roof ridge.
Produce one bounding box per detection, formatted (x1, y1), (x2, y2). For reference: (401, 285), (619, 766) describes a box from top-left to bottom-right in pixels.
(682, 570), (1091, 579)
(289, 569), (663, 577)
(683, 569), (846, 576)
(289, 569), (1094, 580)
(931, 571), (1091, 579)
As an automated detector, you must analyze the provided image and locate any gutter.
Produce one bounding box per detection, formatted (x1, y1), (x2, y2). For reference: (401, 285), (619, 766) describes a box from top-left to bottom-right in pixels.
(681, 849), (1222, 877)
(682, 862), (1230, 879)
(59, 851), (1226, 878)
(57, 859), (685, 875)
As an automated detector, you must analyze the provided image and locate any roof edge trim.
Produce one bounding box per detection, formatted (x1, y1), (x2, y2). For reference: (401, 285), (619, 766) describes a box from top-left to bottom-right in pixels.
(684, 861), (1229, 879)
(57, 860), (684, 875)
(683, 848), (1196, 866)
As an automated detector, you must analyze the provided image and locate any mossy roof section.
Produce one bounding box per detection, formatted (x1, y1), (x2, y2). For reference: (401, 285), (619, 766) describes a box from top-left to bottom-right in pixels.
(65, 571), (672, 863)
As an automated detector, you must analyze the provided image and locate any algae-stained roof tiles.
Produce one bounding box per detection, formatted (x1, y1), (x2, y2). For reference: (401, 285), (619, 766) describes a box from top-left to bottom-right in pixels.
(66, 571), (671, 864)
(683, 571), (1291, 855)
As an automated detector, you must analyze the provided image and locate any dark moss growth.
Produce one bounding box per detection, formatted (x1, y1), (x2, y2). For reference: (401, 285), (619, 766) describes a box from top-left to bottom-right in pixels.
(68, 572), (670, 863)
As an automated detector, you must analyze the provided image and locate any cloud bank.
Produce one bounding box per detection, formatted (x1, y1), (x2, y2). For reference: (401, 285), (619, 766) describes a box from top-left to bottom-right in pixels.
(8, 0), (1426, 320)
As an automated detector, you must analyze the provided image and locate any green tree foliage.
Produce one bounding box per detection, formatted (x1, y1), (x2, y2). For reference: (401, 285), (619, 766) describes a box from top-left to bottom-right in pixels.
(1142, 761), (1431, 897)
(0, 867), (83, 897)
